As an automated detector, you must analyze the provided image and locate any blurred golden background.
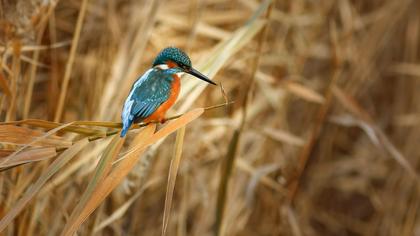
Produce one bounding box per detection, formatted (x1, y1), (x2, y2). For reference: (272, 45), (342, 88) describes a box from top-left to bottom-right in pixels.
(1, 0), (420, 235)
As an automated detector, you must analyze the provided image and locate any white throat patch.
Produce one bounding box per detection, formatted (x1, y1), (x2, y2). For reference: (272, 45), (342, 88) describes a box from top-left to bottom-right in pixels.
(155, 64), (185, 77)
(155, 64), (169, 70)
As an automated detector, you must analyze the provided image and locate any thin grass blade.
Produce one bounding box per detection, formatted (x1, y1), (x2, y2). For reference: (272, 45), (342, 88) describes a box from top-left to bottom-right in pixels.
(0, 125), (71, 147)
(215, 130), (240, 236)
(1, 119), (105, 136)
(162, 126), (186, 236)
(0, 147), (57, 168)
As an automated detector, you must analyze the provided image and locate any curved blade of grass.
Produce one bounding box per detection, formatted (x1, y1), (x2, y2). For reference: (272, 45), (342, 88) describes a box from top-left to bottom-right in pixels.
(61, 108), (204, 236)
(63, 134), (124, 234)
(0, 122), (76, 167)
(0, 138), (89, 233)
(0, 125), (72, 147)
(162, 126), (185, 236)
(0, 119), (105, 135)
(0, 147), (57, 168)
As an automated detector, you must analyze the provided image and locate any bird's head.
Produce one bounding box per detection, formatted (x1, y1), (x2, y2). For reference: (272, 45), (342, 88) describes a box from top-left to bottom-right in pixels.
(153, 47), (217, 85)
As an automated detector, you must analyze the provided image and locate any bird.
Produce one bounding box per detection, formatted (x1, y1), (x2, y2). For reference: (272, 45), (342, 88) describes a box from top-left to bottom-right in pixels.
(120, 47), (217, 137)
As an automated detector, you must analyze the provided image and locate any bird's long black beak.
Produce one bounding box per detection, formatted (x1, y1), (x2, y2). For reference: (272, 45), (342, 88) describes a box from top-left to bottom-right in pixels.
(187, 67), (217, 85)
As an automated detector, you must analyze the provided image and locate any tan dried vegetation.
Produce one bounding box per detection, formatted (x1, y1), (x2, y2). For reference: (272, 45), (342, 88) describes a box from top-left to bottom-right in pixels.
(0, 0), (419, 235)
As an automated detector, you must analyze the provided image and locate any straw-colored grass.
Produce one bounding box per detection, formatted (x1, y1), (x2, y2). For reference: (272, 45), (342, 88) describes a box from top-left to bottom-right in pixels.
(1, 0), (420, 235)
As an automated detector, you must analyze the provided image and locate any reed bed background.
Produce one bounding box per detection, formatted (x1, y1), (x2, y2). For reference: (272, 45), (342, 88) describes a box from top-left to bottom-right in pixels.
(1, 0), (420, 235)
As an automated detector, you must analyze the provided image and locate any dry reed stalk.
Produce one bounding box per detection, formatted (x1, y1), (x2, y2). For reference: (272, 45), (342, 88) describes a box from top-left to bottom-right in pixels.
(0, 0), (419, 235)
(54, 0), (89, 122)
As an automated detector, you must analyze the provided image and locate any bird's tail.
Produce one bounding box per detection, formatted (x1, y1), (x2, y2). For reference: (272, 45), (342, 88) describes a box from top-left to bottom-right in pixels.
(120, 127), (128, 137)
(120, 121), (132, 137)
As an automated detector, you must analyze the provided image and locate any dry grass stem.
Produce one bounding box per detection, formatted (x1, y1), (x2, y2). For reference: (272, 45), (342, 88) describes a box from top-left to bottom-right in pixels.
(0, 0), (419, 235)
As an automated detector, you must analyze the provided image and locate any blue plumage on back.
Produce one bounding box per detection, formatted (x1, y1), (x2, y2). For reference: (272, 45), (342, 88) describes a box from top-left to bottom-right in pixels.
(120, 68), (174, 137)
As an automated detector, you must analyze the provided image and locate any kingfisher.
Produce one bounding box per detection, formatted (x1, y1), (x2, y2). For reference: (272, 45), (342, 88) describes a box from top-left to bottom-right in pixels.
(120, 47), (217, 137)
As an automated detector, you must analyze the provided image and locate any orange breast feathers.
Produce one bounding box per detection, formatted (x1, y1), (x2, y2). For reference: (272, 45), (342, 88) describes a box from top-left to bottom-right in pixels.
(144, 74), (181, 123)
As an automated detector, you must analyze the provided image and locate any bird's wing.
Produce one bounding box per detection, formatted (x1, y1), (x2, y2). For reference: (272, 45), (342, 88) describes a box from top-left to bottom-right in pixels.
(122, 69), (172, 123)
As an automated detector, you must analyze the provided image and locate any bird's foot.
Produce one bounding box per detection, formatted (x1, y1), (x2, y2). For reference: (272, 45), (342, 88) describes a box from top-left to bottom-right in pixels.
(159, 118), (167, 124)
